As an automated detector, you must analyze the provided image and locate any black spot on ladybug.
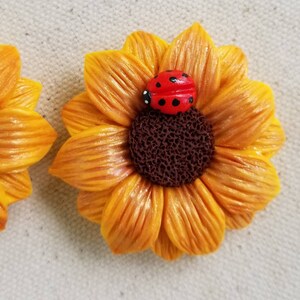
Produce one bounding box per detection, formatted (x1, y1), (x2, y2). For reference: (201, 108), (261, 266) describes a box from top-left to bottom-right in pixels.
(172, 99), (180, 106)
(143, 90), (151, 105)
(158, 99), (166, 106)
(189, 97), (193, 103)
(145, 70), (196, 115)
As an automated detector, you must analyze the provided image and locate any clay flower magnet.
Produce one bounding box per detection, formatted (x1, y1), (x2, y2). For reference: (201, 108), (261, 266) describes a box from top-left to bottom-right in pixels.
(50, 23), (285, 260)
(0, 45), (57, 230)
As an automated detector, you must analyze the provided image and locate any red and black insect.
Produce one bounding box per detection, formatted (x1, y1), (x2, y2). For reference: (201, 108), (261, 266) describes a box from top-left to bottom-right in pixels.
(142, 70), (196, 115)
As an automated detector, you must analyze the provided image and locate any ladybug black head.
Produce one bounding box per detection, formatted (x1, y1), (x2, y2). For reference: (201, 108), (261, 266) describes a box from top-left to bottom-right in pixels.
(142, 90), (151, 105)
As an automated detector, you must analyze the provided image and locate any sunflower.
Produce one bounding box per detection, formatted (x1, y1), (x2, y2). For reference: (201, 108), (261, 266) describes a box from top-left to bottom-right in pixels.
(0, 45), (57, 230)
(49, 23), (285, 260)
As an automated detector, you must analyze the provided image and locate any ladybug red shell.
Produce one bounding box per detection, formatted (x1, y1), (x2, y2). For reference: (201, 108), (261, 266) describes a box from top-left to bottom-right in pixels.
(142, 70), (196, 115)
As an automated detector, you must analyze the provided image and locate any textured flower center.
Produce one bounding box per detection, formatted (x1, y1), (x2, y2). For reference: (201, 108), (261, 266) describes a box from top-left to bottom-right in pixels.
(128, 107), (215, 187)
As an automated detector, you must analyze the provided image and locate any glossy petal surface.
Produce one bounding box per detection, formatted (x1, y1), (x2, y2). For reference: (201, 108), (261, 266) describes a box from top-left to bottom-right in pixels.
(152, 225), (182, 261)
(159, 23), (220, 109)
(50, 125), (133, 191)
(202, 147), (280, 214)
(0, 108), (57, 173)
(0, 171), (32, 204)
(101, 174), (163, 254)
(62, 92), (114, 136)
(123, 31), (168, 76)
(247, 118), (285, 157)
(0, 186), (8, 230)
(0, 78), (42, 110)
(77, 189), (113, 224)
(218, 45), (248, 86)
(203, 79), (275, 148)
(0, 45), (21, 102)
(225, 211), (254, 229)
(85, 50), (152, 127)
(164, 179), (225, 255)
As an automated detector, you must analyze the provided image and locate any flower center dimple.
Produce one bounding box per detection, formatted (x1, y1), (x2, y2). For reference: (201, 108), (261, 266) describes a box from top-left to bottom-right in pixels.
(128, 107), (215, 187)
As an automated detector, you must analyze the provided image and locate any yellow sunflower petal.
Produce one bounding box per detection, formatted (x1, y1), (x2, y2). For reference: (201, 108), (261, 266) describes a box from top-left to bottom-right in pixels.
(247, 118), (285, 157)
(152, 225), (183, 261)
(218, 45), (248, 86)
(123, 31), (168, 76)
(0, 78), (42, 110)
(85, 50), (152, 127)
(202, 147), (280, 215)
(159, 23), (220, 109)
(0, 171), (32, 205)
(77, 189), (112, 224)
(0, 108), (57, 173)
(225, 211), (254, 230)
(0, 45), (21, 102)
(0, 186), (8, 230)
(164, 179), (225, 255)
(62, 92), (114, 136)
(202, 79), (275, 148)
(101, 174), (163, 254)
(49, 125), (133, 192)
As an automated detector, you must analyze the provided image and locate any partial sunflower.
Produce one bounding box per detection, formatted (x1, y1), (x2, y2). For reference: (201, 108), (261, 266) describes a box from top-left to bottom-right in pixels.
(50, 23), (285, 260)
(0, 45), (57, 230)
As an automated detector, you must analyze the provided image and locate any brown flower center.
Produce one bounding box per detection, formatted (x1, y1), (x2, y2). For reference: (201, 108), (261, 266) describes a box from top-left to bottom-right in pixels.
(128, 107), (215, 187)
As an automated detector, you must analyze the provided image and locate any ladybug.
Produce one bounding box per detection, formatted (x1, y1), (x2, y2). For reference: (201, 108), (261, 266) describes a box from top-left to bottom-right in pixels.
(142, 70), (196, 115)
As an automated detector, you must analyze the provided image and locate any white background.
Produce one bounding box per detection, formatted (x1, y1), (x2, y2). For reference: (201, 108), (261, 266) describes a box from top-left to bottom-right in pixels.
(0, 0), (299, 299)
